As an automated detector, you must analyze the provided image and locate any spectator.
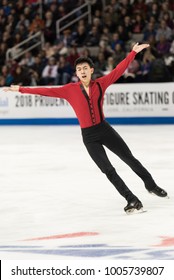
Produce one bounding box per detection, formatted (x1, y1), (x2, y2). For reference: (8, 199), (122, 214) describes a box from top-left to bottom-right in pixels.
(146, 34), (158, 58)
(71, 24), (87, 47)
(122, 15), (133, 35)
(66, 46), (80, 68)
(55, 29), (73, 54)
(29, 12), (45, 34)
(93, 51), (107, 78)
(23, 6), (32, 22)
(148, 15), (159, 29)
(84, 25), (100, 47)
(99, 26), (112, 47)
(147, 2), (159, 21)
(103, 0), (120, 28)
(113, 43), (126, 65)
(80, 47), (91, 57)
(143, 22), (156, 42)
(13, 32), (23, 46)
(6, 13), (16, 31)
(42, 42), (57, 58)
(55, 55), (73, 85)
(15, 14), (30, 31)
(1, 0), (12, 16)
(148, 58), (172, 82)
(40, 56), (58, 85)
(30, 55), (45, 85)
(119, 6), (129, 21)
(132, 13), (145, 34)
(155, 20), (173, 42)
(0, 9), (6, 34)
(103, 56), (116, 75)
(110, 32), (123, 51)
(159, 1), (173, 22)
(169, 39), (174, 54)
(0, 42), (8, 66)
(44, 10), (56, 44)
(156, 35), (171, 57)
(133, 0), (147, 16)
(0, 65), (13, 86)
(98, 39), (114, 60)
(117, 24), (130, 42)
(12, 65), (32, 86)
(102, 11), (117, 33)
(16, 0), (25, 15)
(19, 51), (35, 67)
(162, 11), (174, 29)
(124, 57), (140, 83)
(120, 0), (132, 15)
(91, 16), (103, 33)
(140, 47), (155, 82)
(92, 8), (103, 21)
(48, 2), (59, 22)
(1, 31), (13, 48)
(15, 24), (28, 41)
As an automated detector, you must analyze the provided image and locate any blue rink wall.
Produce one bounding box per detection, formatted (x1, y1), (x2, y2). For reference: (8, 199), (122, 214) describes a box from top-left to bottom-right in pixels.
(0, 117), (174, 125)
(0, 83), (174, 125)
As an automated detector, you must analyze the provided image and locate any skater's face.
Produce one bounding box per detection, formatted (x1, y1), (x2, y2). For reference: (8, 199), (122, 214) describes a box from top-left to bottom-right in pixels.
(76, 63), (94, 86)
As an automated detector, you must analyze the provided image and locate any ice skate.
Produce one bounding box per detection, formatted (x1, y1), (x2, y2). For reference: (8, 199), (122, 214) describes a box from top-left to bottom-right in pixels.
(148, 186), (169, 198)
(124, 198), (144, 214)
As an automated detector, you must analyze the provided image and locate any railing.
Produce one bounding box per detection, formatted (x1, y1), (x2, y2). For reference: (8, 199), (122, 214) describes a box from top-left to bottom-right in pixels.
(5, 0), (105, 61)
(6, 31), (44, 61)
(56, 1), (92, 38)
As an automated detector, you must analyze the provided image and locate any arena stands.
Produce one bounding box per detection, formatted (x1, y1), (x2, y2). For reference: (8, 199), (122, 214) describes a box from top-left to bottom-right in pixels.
(0, 0), (174, 86)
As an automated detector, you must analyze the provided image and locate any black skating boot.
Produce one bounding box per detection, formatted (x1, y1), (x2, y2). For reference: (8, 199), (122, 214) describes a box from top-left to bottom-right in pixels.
(124, 198), (143, 214)
(148, 186), (168, 197)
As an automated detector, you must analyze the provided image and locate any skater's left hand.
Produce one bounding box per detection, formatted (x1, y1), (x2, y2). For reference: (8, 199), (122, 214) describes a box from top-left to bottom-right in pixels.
(2, 85), (20, 92)
(132, 43), (150, 53)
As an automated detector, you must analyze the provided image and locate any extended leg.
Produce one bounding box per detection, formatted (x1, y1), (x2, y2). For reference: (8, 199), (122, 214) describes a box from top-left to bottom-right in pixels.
(102, 125), (168, 197)
(84, 140), (139, 202)
(102, 125), (156, 189)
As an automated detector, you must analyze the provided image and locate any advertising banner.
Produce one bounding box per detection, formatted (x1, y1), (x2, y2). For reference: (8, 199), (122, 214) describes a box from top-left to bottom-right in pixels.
(0, 83), (174, 124)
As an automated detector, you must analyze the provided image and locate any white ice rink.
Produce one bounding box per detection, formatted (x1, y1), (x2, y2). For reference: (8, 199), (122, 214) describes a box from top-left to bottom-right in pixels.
(0, 124), (174, 260)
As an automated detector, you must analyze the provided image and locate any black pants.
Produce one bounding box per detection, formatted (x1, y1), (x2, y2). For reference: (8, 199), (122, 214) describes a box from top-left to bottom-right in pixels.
(81, 120), (157, 202)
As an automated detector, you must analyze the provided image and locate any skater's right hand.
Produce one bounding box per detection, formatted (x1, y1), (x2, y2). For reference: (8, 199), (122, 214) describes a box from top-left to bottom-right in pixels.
(3, 85), (20, 92)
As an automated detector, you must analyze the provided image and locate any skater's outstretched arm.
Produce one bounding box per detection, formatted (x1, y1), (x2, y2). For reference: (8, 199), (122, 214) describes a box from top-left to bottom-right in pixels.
(97, 42), (150, 90)
(2, 83), (73, 100)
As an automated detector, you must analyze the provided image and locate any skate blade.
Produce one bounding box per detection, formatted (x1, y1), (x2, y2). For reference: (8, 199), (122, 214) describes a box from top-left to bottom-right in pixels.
(125, 208), (147, 215)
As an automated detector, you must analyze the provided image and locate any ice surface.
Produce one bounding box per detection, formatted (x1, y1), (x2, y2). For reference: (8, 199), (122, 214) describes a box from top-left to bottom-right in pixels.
(0, 124), (173, 259)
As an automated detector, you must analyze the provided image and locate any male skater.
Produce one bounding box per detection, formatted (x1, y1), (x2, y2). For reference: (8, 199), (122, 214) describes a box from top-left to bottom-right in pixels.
(3, 43), (168, 214)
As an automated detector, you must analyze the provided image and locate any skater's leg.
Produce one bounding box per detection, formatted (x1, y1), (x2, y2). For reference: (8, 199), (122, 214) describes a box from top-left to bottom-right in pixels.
(102, 125), (168, 197)
(102, 125), (157, 190)
(84, 141), (138, 202)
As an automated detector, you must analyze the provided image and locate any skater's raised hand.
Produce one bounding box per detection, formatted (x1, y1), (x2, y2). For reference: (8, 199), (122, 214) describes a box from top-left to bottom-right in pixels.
(132, 42), (150, 53)
(3, 85), (20, 92)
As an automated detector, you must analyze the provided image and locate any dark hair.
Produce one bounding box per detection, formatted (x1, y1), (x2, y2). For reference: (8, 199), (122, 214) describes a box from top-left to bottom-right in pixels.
(74, 56), (95, 69)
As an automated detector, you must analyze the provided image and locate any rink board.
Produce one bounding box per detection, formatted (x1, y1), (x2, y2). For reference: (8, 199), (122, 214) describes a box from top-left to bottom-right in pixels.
(0, 82), (174, 125)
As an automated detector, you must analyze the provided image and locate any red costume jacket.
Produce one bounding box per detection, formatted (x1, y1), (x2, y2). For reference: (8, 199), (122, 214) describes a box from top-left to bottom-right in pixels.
(19, 51), (136, 128)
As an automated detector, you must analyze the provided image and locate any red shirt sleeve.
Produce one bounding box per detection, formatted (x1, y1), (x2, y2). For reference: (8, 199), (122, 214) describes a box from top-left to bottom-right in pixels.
(97, 51), (136, 92)
(19, 84), (72, 101)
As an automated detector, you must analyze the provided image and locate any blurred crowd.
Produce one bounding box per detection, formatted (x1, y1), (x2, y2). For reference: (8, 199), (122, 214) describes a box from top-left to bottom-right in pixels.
(0, 0), (174, 87)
